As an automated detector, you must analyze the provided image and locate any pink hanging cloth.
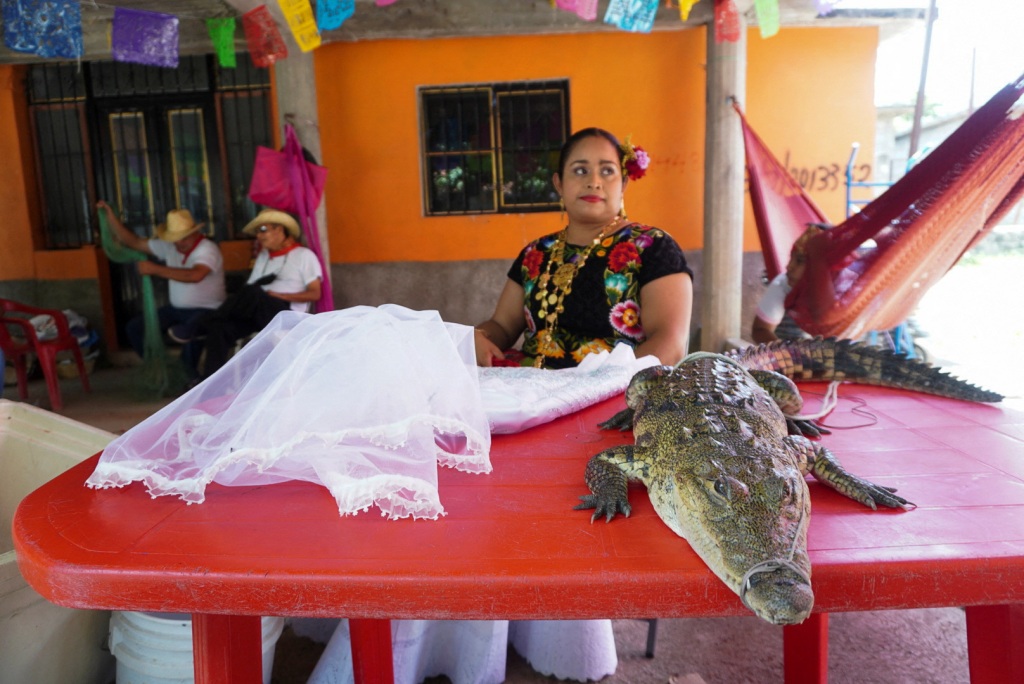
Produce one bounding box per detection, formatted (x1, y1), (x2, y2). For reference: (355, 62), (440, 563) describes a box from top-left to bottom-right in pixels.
(248, 124), (333, 312)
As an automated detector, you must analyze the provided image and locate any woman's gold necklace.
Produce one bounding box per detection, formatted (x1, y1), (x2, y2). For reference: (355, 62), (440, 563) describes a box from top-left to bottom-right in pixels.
(533, 216), (622, 368)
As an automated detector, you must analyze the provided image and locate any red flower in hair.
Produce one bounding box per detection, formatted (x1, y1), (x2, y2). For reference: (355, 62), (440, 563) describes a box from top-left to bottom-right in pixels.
(620, 135), (650, 181)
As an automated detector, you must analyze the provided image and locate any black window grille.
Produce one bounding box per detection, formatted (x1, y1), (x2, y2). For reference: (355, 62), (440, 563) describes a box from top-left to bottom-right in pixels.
(90, 55), (211, 98)
(26, 53), (272, 250)
(219, 90), (272, 232)
(420, 80), (569, 215)
(30, 102), (94, 248)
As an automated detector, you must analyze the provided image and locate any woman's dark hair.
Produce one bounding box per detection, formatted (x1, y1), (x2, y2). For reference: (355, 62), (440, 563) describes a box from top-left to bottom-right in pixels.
(556, 128), (623, 177)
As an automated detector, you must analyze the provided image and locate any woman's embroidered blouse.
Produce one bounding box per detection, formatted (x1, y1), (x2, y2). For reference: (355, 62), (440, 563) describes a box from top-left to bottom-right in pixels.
(508, 223), (692, 369)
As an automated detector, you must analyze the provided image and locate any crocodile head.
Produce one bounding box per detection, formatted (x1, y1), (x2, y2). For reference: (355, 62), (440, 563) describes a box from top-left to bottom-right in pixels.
(634, 359), (815, 625)
(660, 452), (814, 624)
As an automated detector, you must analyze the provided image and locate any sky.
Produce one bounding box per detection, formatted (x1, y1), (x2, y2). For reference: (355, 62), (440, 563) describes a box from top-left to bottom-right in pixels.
(867, 0), (1024, 115)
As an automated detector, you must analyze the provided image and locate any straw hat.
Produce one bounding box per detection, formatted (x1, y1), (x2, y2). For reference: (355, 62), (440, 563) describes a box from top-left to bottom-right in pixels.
(242, 209), (301, 239)
(155, 209), (204, 243)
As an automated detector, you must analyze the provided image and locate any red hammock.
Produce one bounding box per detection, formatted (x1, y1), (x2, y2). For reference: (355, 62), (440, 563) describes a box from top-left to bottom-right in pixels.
(738, 74), (1024, 338)
(736, 103), (830, 281)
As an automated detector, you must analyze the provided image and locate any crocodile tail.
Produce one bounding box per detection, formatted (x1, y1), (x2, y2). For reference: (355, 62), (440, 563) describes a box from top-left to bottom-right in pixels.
(725, 337), (1003, 403)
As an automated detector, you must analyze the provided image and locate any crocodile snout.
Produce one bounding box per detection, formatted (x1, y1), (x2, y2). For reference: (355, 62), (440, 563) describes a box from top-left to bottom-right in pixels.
(742, 565), (814, 625)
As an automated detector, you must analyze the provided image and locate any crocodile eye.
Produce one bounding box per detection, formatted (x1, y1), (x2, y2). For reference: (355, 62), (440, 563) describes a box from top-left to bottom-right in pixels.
(713, 477), (731, 500)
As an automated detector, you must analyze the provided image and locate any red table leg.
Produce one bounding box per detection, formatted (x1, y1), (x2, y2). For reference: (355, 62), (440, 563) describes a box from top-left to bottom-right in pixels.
(192, 613), (263, 684)
(965, 605), (1024, 684)
(350, 618), (395, 684)
(784, 612), (829, 684)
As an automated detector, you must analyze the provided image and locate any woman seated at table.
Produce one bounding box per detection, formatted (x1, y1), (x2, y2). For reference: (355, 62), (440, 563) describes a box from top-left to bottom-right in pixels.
(304, 128), (694, 684)
(474, 126), (693, 369)
(480, 127), (693, 680)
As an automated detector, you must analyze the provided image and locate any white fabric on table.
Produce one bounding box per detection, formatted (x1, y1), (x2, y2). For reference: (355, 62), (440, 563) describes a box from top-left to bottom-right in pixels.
(86, 305), (492, 520)
(86, 307), (654, 520)
(479, 343), (660, 434)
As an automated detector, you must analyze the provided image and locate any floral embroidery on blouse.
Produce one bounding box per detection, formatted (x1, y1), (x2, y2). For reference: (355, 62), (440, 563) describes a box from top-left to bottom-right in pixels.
(507, 223), (692, 369)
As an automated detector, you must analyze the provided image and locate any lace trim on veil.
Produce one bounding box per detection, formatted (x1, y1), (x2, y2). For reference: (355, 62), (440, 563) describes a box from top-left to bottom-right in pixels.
(86, 306), (654, 520)
(87, 306), (491, 520)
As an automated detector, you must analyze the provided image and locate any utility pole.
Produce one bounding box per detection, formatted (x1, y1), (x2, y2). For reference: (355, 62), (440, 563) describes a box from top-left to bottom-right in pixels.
(908, 0), (938, 158)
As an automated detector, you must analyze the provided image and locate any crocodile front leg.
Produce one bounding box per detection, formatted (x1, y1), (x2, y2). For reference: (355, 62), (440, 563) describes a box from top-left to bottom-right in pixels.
(598, 408), (634, 431)
(574, 445), (638, 522)
(748, 369), (831, 438)
(788, 436), (912, 510)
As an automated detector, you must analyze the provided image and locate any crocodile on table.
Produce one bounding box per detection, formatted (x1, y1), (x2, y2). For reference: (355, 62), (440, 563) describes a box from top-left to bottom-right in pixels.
(575, 336), (1003, 625)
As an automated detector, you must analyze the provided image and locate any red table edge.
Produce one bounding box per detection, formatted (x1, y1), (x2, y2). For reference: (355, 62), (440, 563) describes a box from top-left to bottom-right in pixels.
(14, 457), (1024, 619)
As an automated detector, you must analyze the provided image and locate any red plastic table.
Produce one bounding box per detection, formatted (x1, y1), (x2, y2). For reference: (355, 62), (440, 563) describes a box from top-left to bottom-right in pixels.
(14, 385), (1024, 684)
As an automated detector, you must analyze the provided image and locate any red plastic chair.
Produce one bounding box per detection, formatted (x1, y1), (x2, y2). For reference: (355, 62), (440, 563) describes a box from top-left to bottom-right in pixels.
(1, 315), (35, 402)
(0, 299), (91, 411)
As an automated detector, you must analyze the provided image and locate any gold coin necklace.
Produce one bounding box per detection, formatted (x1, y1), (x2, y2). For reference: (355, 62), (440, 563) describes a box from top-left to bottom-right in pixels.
(533, 216), (622, 368)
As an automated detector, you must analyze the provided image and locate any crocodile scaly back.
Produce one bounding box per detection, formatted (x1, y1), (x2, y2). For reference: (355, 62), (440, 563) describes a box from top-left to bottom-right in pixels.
(725, 337), (1003, 403)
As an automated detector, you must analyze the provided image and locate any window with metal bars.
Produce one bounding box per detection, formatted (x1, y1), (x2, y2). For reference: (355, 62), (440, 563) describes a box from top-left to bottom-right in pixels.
(26, 54), (272, 250)
(420, 80), (569, 215)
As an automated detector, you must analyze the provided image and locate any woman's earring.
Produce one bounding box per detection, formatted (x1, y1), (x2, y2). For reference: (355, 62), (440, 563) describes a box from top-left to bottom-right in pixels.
(618, 200), (627, 220)
(559, 197), (566, 224)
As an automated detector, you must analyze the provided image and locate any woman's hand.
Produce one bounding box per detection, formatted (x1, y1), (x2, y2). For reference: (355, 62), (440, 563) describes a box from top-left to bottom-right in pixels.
(474, 328), (505, 367)
(474, 280), (527, 366)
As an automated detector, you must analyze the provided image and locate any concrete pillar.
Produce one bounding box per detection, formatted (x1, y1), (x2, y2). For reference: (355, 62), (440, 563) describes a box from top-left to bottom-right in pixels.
(273, 52), (330, 289)
(700, 12), (747, 352)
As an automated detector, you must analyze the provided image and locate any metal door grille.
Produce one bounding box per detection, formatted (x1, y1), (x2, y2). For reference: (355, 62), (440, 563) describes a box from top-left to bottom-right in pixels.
(27, 53), (272, 249)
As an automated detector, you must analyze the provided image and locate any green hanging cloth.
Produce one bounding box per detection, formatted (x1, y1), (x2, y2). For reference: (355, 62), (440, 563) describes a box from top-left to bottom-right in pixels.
(98, 208), (146, 264)
(97, 209), (183, 397)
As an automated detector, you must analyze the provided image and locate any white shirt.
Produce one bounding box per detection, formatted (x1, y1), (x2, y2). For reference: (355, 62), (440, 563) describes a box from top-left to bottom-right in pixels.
(148, 237), (226, 310)
(755, 273), (791, 326)
(247, 245), (323, 312)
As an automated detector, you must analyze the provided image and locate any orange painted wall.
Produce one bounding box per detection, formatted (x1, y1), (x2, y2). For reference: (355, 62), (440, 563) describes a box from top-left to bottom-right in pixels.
(315, 30), (707, 263)
(314, 26), (877, 264)
(745, 27), (878, 246)
(0, 65), (40, 280)
(1, 26), (877, 281)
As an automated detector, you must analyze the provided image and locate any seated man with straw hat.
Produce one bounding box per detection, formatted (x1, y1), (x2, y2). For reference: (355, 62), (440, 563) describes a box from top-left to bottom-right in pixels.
(97, 201), (226, 380)
(189, 208), (323, 380)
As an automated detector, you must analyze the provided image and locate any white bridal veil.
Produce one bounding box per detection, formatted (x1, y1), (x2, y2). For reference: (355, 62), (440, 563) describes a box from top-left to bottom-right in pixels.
(87, 305), (656, 519)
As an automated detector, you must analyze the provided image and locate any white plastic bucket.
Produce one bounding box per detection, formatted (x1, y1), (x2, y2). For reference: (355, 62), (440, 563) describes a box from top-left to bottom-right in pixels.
(109, 611), (285, 684)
